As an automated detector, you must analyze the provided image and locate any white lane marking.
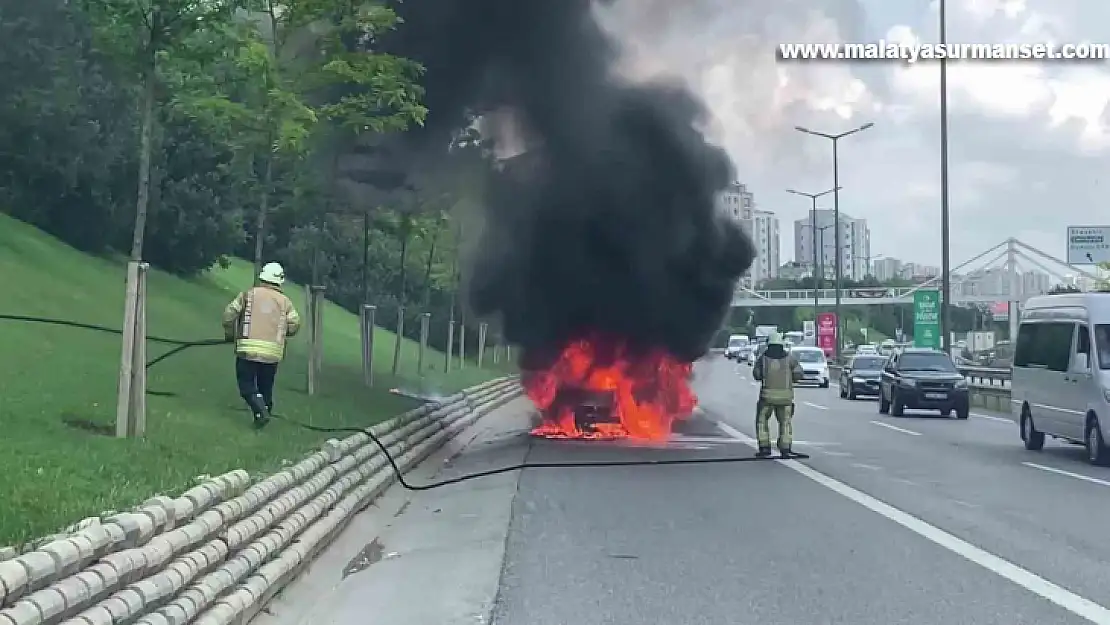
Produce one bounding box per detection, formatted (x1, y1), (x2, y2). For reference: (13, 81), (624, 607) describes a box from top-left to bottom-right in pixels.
(670, 435), (746, 444)
(851, 463), (881, 470)
(802, 401), (828, 410)
(715, 422), (1110, 624)
(870, 420), (922, 436)
(1023, 462), (1110, 488)
(971, 412), (1012, 424)
(750, 381), (760, 387)
(821, 450), (854, 457)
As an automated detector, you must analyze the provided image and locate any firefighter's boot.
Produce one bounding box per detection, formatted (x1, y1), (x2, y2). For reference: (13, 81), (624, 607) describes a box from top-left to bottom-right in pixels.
(249, 394), (271, 428)
(755, 447), (772, 458)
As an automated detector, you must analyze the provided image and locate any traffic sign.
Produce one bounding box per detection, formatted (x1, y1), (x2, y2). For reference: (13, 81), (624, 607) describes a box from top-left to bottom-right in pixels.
(1067, 226), (1110, 264)
(816, 312), (837, 356)
(913, 289), (940, 349)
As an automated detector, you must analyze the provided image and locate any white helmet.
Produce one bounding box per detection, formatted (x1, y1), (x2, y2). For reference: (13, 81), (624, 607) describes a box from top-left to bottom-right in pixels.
(259, 262), (286, 285)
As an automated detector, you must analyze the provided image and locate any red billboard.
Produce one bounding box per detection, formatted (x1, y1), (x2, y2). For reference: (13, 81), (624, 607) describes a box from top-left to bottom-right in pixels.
(817, 312), (837, 357)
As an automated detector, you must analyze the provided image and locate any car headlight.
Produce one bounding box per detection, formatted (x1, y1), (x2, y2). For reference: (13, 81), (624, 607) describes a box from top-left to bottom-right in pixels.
(1102, 387), (1110, 403)
(900, 379), (917, 387)
(852, 377), (864, 383)
(955, 379), (968, 388)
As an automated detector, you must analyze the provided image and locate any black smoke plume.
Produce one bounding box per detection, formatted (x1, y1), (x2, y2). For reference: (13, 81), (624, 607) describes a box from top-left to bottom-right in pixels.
(386, 0), (755, 363)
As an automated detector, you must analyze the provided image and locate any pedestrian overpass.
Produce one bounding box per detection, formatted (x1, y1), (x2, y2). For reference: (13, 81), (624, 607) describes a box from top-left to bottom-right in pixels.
(732, 238), (1102, 308)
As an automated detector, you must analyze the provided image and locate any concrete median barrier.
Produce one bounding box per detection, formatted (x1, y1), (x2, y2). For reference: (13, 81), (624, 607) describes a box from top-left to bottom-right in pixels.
(0, 376), (521, 625)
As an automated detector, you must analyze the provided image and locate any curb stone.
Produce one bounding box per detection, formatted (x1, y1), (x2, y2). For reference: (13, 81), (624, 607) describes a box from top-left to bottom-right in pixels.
(0, 376), (521, 625)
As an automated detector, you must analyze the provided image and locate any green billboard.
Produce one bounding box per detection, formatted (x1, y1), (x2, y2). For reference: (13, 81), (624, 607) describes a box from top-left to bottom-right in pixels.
(913, 289), (940, 349)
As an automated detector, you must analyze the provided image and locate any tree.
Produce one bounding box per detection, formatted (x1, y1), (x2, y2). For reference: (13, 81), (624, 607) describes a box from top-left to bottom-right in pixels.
(80, 0), (240, 262)
(203, 0), (427, 280)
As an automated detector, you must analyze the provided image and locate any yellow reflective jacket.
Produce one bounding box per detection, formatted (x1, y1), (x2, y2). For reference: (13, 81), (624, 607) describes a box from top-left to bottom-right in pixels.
(222, 285), (301, 364)
(752, 352), (803, 404)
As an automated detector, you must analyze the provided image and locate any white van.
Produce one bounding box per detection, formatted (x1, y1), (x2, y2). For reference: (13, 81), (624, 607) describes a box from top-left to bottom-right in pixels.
(1011, 293), (1110, 465)
(724, 334), (749, 360)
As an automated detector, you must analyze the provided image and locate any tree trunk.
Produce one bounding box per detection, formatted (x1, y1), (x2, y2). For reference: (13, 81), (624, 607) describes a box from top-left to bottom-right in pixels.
(421, 225), (440, 308)
(397, 219), (411, 306)
(252, 152), (272, 284)
(129, 55), (156, 261)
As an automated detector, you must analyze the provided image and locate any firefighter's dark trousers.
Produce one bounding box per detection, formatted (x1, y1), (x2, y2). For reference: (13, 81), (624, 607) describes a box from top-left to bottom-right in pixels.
(235, 357), (277, 418)
(755, 399), (794, 451)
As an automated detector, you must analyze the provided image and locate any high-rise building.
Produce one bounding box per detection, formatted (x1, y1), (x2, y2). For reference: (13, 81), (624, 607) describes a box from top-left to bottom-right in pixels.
(900, 263), (941, 280)
(1023, 271), (1051, 296)
(873, 257), (902, 282)
(961, 268), (1050, 297)
(716, 182), (778, 285)
(715, 181), (753, 223)
(793, 209), (870, 281)
(751, 209), (780, 283)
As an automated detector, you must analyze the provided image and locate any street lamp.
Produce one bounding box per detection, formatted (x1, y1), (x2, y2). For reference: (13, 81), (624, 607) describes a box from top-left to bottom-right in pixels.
(796, 121), (875, 359)
(939, 0), (952, 353)
(787, 187), (840, 318)
(798, 222), (834, 345)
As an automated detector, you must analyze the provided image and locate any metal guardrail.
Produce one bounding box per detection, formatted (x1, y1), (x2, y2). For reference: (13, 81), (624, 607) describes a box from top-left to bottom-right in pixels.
(958, 366), (1010, 387)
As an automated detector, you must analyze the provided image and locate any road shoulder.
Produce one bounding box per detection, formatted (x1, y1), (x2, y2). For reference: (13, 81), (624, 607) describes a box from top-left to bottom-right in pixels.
(254, 397), (533, 625)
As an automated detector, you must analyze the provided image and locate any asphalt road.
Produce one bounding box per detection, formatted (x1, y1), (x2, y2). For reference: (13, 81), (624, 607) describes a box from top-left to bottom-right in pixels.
(491, 358), (1110, 625)
(267, 358), (1110, 625)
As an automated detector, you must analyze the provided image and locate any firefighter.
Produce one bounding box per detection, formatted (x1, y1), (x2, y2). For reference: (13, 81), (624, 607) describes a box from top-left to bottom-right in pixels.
(751, 332), (804, 458)
(222, 262), (301, 427)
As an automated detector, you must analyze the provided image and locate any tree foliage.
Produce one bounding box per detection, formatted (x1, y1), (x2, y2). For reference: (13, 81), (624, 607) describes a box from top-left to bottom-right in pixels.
(0, 0), (495, 352)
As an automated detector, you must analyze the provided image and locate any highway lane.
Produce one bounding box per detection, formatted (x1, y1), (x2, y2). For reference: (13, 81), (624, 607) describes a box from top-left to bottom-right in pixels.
(491, 361), (1098, 624)
(267, 360), (1110, 625)
(707, 356), (1110, 613)
(491, 433), (1083, 625)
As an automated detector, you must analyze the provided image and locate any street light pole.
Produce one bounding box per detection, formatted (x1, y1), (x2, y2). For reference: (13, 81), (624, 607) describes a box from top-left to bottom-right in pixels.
(939, 0), (952, 354)
(786, 186), (839, 327)
(796, 122), (874, 361)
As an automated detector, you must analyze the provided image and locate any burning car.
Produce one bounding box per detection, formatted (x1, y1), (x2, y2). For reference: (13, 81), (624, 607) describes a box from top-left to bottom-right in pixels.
(524, 336), (696, 441)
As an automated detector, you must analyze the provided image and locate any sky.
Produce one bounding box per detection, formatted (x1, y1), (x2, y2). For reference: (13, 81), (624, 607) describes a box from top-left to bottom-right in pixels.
(594, 0), (1110, 276)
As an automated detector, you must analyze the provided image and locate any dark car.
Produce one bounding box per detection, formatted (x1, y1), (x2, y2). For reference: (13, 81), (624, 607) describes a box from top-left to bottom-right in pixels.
(556, 387), (619, 433)
(839, 354), (886, 399)
(878, 348), (970, 419)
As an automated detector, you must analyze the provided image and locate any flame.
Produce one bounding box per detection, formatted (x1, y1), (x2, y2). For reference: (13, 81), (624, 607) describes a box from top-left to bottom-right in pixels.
(522, 335), (696, 440)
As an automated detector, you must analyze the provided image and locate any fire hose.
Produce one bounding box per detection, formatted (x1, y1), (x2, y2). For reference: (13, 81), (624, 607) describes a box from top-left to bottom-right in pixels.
(270, 413), (810, 492)
(0, 314), (229, 367)
(2, 313), (808, 493)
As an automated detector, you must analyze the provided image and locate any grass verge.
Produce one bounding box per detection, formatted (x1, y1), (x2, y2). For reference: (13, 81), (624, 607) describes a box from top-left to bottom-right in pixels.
(0, 213), (513, 546)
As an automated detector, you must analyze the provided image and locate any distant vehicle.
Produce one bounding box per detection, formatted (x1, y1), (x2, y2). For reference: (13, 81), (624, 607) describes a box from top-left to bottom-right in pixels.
(878, 340), (896, 357)
(790, 346), (830, 388)
(878, 348), (970, 419)
(1012, 293), (1110, 465)
(856, 344), (878, 355)
(724, 334), (749, 360)
(784, 331), (804, 346)
(839, 353), (886, 399)
(752, 342), (767, 363)
(737, 343), (754, 363)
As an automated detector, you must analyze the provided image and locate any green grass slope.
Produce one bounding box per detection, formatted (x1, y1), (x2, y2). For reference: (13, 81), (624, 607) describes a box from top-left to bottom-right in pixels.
(0, 213), (512, 545)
